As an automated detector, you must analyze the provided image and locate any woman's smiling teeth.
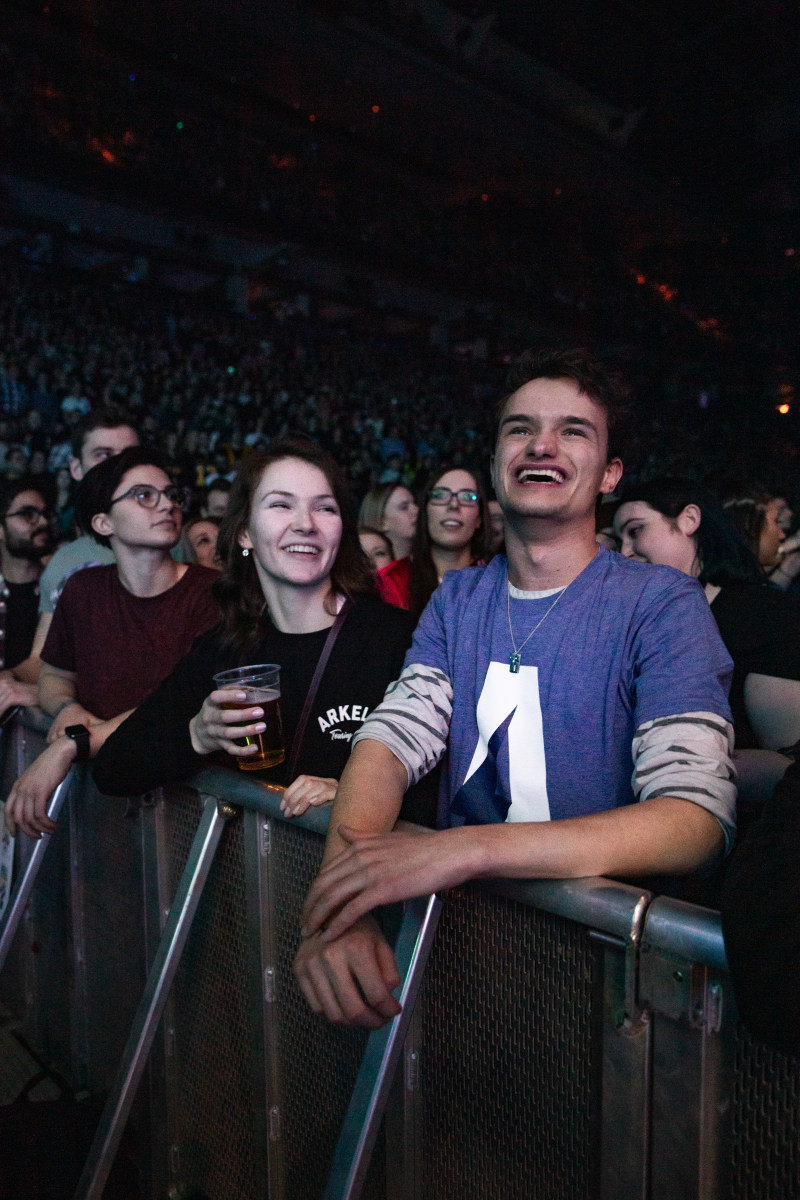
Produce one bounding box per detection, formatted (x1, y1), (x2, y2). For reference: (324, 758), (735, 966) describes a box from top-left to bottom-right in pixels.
(283, 543), (320, 554)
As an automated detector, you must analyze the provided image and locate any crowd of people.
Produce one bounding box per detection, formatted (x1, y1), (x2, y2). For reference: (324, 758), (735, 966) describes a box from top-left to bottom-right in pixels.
(0, 342), (797, 1052)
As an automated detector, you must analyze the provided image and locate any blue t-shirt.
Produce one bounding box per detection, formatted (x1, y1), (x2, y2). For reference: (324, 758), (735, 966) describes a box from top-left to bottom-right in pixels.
(406, 548), (733, 828)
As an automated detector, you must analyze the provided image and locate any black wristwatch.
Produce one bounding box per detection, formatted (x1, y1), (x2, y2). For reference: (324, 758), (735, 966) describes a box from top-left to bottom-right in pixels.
(65, 724), (91, 763)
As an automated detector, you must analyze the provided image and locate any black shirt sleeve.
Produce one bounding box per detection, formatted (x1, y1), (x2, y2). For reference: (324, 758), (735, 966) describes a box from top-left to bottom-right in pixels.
(93, 628), (224, 795)
(721, 760), (800, 1054)
(713, 585), (800, 681)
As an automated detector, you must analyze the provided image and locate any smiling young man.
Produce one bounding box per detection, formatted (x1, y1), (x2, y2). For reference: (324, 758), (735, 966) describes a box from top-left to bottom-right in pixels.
(3, 448), (218, 838)
(294, 346), (737, 1029)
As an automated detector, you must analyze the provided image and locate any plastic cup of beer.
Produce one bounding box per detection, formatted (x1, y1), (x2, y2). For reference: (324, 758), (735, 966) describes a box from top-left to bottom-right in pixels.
(212, 664), (284, 771)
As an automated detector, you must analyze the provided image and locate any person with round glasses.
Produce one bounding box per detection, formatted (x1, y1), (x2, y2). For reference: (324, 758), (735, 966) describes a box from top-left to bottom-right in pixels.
(377, 467), (489, 616)
(3, 448), (219, 838)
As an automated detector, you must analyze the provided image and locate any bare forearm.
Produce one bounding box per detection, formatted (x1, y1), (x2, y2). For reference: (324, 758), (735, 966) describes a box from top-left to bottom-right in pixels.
(461, 796), (724, 881)
(11, 655), (42, 686)
(322, 739), (408, 865)
(38, 669), (77, 716)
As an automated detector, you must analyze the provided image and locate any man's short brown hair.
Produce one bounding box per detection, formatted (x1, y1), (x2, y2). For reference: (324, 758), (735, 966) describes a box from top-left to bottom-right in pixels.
(500, 346), (632, 461)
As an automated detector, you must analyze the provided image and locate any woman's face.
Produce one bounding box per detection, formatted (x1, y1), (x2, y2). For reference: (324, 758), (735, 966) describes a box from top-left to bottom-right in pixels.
(240, 458), (343, 592)
(614, 501), (699, 576)
(187, 520), (220, 569)
(759, 497), (787, 567)
(381, 486), (418, 545)
(359, 530), (393, 572)
(426, 469), (482, 553)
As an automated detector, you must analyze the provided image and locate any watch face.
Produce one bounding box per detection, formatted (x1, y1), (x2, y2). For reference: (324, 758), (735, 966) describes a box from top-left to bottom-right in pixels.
(65, 724), (91, 761)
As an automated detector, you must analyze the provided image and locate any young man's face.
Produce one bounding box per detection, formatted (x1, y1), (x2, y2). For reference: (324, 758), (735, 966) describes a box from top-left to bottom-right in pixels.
(491, 377), (622, 527)
(0, 489), (54, 561)
(71, 425), (140, 481)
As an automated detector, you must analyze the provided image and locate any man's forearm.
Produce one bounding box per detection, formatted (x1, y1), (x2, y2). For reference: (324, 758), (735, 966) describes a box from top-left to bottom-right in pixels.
(322, 739), (409, 865)
(460, 795), (725, 881)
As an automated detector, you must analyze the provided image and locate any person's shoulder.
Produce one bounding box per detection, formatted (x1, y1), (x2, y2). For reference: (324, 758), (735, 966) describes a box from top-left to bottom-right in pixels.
(180, 564), (219, 591)
(378, 557), (411, 585)
(57, 562), (116, 600)
(437, 556), (500, 606)
(600, 548), (703, 604)
(348, 595), (417, 638)
(42, 536), (113, 580)
(722, 581), (800, 618)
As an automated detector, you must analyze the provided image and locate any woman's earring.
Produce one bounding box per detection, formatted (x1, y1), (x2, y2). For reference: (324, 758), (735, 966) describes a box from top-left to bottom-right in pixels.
(242, 548), (250, 558)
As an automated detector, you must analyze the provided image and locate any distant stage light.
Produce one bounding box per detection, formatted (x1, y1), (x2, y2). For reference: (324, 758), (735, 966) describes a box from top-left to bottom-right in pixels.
(778, 404), (791, 414)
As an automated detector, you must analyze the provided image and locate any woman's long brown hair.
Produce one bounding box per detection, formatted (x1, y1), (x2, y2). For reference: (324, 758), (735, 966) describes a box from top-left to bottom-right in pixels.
(213, 437), (377, 653)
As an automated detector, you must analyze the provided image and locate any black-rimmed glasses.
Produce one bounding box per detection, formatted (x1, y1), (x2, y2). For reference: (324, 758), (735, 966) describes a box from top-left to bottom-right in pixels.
(3, 505), (52, 524)
(108, 484), (191, 510)
(427, 487), (479, 507)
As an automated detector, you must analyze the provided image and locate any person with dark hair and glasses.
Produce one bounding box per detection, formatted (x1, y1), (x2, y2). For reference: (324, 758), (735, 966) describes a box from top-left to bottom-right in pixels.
(295, 346), (736, 1030)
(3, 448), (218, 839)
(29, 406), (140, 680)
(377, 466), (490, 616)
(94, 437), (437, 824)
(0, 477), (56, 716)
(614, 478), (800, 806)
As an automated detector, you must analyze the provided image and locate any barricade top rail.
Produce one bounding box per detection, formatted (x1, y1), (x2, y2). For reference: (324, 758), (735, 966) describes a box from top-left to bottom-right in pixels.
(192, 765), (655, 945)
(641, 894), (727, 972)
(9, 712), (728, 968)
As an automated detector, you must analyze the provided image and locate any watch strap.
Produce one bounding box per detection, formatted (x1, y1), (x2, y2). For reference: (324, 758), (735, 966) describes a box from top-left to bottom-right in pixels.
(65, 724), (91, 763)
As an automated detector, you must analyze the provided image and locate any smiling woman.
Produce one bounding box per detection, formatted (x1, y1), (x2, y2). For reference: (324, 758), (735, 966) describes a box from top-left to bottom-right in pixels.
(377, 464), (490, 616)
(94, 438), (427, 820)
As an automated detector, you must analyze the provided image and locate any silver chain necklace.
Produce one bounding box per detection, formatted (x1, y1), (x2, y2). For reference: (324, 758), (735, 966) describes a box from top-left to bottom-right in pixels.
(506, 575), (572, 673)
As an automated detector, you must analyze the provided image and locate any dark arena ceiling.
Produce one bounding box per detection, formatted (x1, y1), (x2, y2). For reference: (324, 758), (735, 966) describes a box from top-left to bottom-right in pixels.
(4, 0), (800, 372)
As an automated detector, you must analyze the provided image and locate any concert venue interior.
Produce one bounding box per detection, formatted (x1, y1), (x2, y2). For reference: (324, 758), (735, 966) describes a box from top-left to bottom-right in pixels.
(1, 2), (799, 1198)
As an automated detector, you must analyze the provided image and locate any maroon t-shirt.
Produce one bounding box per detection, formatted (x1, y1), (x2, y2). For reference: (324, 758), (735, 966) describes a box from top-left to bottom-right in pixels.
(42, 564), (219, 719)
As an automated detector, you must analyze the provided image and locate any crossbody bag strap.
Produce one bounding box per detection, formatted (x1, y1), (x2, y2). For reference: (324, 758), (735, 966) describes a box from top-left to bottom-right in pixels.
(286, 599), (353, 781)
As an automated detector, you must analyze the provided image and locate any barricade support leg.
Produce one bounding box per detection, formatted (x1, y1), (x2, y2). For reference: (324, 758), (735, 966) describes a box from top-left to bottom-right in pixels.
(73, 795), (236, 1200)
(323, 892), (442, 1200)
(0, 771), (74, 975)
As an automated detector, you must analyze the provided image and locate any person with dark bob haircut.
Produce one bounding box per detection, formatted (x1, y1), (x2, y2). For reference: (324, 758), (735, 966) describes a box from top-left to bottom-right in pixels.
(94, 437), (434, 823)
(4, 447), (219, 838)
(614, 478), (800, 805)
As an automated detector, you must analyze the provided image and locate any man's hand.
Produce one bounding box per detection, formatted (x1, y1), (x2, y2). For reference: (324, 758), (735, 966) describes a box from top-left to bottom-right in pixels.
(293, 915), (402, 1029)
(47, 702), (99, 744)
(0, 676), (39, 714)
(280, 775), (337, 818)
(301, 825), (478, 943)
(3, 738), (76, 838)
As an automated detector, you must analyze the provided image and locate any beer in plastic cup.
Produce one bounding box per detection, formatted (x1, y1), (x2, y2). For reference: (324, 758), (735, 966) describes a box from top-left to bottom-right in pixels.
(213, 664), (284, 771)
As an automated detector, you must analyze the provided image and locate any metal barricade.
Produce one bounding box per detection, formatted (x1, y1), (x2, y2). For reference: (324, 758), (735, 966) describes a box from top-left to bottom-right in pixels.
(1, 710), (799, 1200)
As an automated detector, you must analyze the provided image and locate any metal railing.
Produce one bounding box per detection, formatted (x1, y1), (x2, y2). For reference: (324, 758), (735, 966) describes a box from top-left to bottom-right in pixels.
(1, 710), (799, 1200)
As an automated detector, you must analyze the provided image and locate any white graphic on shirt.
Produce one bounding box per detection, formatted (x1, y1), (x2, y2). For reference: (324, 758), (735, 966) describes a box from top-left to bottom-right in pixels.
(463, 662), (550, 823)
(317, 703), (370, 739)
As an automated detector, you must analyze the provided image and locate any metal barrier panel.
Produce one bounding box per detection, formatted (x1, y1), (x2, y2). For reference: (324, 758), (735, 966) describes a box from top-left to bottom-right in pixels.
(159, 784), (267, 1200)
(416, 886), (600, 1200)
(729, 1029), (800, 1199)
(0, 718), (74, 1076)
(641, 896), (800, 1200)
(5, 723), (800, 1200)
(270, 816), (386, 1200)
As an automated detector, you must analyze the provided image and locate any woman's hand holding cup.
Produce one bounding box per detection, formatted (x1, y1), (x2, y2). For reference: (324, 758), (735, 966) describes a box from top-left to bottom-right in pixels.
(189, 688), (267, 758)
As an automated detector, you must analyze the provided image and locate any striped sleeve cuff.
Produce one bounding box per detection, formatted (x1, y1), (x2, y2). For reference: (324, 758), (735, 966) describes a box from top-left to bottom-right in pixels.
(632, 711), (737, 853)
(351, 663), (452, 786)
